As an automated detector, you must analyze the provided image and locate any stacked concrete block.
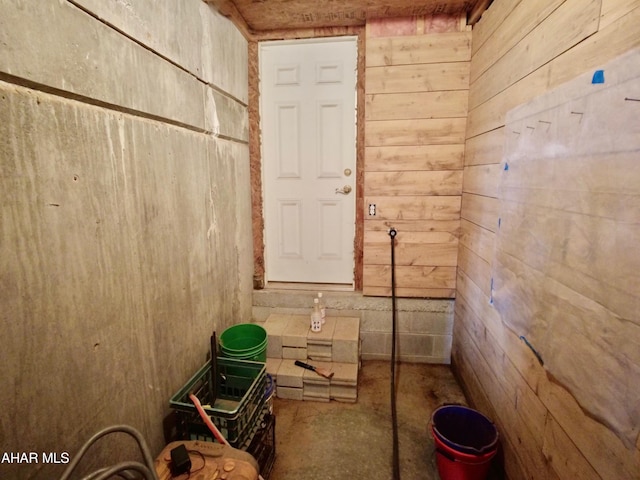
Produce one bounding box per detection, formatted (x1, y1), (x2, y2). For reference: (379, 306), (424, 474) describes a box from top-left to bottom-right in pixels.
(263, 314), (288, 358)
(275, 359), (304, 400)
(330, 362), (359, 403)
(301, 361), (332, 402)
(281, 316), (309, 360)
(307, 317), (336, 361)
(332, 317), (360, 364)
(265, 357), (282, 381)
(264, 314), (360, 403)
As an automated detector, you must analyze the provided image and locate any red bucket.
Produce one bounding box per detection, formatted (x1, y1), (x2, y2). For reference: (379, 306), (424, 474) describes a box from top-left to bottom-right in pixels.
(431, 426), (497, 480)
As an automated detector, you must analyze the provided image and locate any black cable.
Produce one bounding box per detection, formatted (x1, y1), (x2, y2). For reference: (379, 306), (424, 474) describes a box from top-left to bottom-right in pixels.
(185, 450), (206, 478)
(389, 227), (400, 480)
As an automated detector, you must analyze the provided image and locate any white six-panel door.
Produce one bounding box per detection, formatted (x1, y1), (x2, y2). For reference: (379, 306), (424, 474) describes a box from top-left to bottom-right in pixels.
(260, 37), (357, 285)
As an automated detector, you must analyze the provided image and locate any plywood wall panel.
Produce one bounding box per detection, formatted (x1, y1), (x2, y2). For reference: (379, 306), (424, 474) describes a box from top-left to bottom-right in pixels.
(493, 64), (640, 448)
(469, 0), (564, 84)
(365, 145), (464, 171)
(363, 18), (469, 298)
(364, 218), (461, 233)
(468, 0), (519, 56)
(469, 0), (601, 110)
(536, 362), (640, 479)
(366, 31), (471, 66)
(453, 308), (561, 480)
(450, 328), (532, 480)
(364, 243), (459, 267)
(460, 193), (498, 231)
(466, 93), (507, 138)
(363, 265), (457, 289)
(365, 170), (463, 196)
(455, 296), (549, 453)
(464, 128), (505, 166)
(365, 230), (458, 244)
(600, 0), (640, 28)
(364, 285), (456, 297)
(365, 90), (468, 120)
(457, 0), (640, 477)
(457, 244), (491, 296)
(462, 164), (500, 197)
(365, 118), (467, 146)
(459, 218), (494, 263)
(542, 416), (601, 480)
(365, 195), (461, 221)
(366, 62), (470, 94)
(468, 4), (640, 139)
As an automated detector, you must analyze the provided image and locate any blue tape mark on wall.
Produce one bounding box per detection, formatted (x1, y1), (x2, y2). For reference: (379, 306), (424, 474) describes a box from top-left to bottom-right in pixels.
(592, 69), (605, 84)
(504, 162), (509, 171)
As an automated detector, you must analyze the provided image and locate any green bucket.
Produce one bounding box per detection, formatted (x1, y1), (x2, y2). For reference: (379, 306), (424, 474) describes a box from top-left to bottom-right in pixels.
(219, 323), (267, 362)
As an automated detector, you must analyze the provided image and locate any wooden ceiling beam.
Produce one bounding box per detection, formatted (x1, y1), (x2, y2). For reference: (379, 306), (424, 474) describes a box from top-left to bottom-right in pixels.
(203, 0), (254, 40)
(204, 0), (488, 33)
(467, 0), (492, 25)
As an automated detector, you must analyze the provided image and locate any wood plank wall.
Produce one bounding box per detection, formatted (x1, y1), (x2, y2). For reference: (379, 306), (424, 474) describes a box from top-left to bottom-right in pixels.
(363, 16), (471, 297)
(455, 0), (640, 478)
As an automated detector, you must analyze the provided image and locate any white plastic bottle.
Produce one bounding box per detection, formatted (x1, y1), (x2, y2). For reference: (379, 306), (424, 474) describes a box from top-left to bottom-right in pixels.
(310, 298), (322, 332)
(317, 292), (326, 324)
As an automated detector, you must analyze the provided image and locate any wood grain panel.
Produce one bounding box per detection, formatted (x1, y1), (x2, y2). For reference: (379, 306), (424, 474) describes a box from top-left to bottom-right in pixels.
(466, 92), (506, 138)
(363, 285), (456, 298)
(470, 0), (564, 84)
(462, 164), (500, 197)
(459, 218), (494, 263)
(469, 0), (601, 110)
(600, 0), (640, 28)
(362, 19), (470, 299)
(460, 193), (498, 231)
(366, 62), (470, 94)
(492, 61), (640, 446)
(536, 360), (640, 479)
(365, 170), (463, 196)
(365, 90), (468, 120)
(457, 244), (491, 296)
(365, 144), (464, 171)
(365, 118), (467, 146)
(453, 306), (562, 480)
(458, 263), (640, 480)
(366, 32), (472, 67)
(363, 265), (457, 288)
(364, 195), (461, 221)
(364, 218), (461, 234)
(542, 415), (601, 480)
(364, 242), (459, 267)
(364, 230), (458, 244)
(455, 297), (550, 461)
(469, 0), (519, 56)
(467, 5), (640, 138)
(464, 127), (505, 166)
(459, 0), (640, 472)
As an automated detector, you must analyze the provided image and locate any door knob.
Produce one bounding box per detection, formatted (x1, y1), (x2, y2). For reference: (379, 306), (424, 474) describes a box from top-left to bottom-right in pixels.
(335, 185), (352, 195)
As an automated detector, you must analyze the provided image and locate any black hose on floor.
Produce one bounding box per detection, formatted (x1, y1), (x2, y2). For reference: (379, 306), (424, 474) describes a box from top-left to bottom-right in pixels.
(389, 227), (400, 480)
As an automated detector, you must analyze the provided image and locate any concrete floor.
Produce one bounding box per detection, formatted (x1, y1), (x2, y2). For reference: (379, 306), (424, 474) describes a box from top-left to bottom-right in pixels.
(268, 360), (499, 480)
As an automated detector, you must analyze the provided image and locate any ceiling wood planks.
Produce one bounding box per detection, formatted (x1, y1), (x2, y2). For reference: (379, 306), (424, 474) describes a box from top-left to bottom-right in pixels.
(204, 0), (489, 33)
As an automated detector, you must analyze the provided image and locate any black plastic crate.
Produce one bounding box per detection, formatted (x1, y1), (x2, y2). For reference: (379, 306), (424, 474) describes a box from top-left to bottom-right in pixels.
(170, 358), (266, 448)
(247, 413), (276, 480)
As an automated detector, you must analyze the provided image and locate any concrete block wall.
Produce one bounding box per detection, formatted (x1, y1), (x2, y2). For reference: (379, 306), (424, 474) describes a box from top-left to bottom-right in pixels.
(253, 290), (454, 363)
(0, 2), (250, 479)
